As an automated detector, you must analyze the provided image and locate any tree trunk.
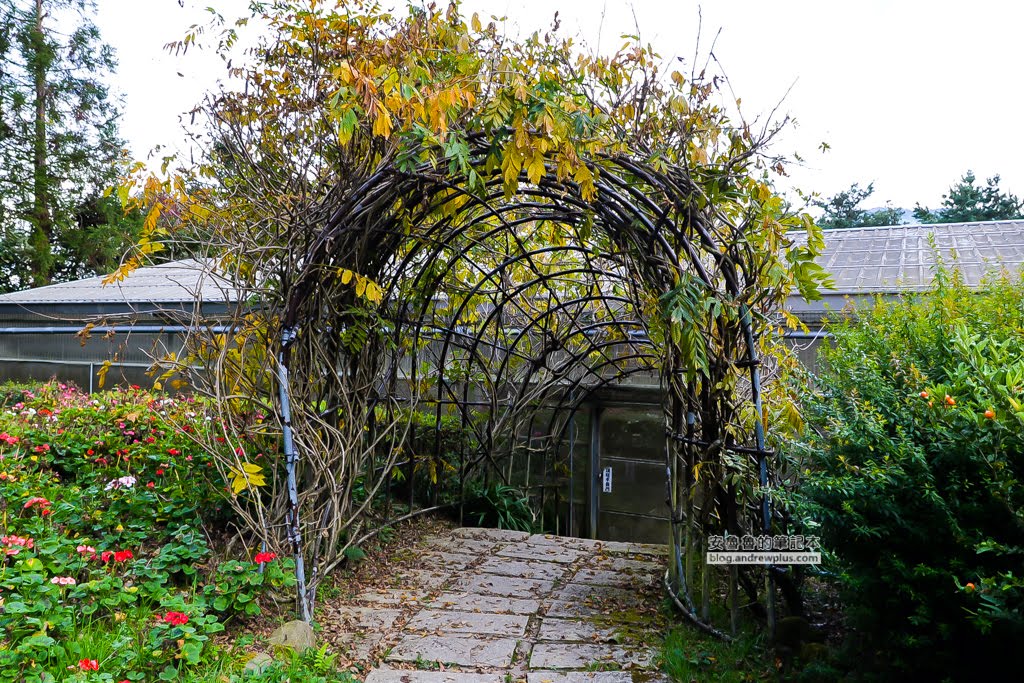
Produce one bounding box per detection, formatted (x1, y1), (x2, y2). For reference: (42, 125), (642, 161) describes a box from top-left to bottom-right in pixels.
(30, 0), (52, 286)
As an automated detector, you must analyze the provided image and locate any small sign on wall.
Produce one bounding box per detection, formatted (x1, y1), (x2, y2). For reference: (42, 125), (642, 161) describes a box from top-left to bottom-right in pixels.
(602, 466), (613, 493)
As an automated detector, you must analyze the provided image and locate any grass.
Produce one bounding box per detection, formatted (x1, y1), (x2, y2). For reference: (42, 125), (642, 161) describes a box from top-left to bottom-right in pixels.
(659, 622), (774, 682)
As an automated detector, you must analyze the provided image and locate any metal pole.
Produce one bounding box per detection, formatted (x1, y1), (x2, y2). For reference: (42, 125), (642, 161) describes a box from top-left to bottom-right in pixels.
(277, 327), (311, 623)
(567, 391), (576, 536)
(739, 303), (775, 637)
(587, 402), (602, 540)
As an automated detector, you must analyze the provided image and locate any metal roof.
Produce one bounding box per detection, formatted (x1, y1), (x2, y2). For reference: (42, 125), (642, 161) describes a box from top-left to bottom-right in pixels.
(786, 219), (1024, 325)
(0, 259), (235, 305)
(3, 221), (1021, 310)
(795, 219), (1024, 294)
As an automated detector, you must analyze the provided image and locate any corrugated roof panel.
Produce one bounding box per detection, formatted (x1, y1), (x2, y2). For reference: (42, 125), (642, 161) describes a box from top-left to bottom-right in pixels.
(792, 219), (1024, 293)
(0, 260), (235, 305)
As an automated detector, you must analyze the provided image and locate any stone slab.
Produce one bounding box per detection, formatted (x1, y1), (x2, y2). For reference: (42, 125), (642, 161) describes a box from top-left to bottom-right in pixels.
(527, 673), (669, 683)
(571, 569), (654, 589)
(393, 569), (452, 590)
(428, 591), (541, 615)
(543, 599), (604, 619)
(443, 538), (502, 555)
(421, 551), (480, 571)
(387, 634), (519, 667)
(453, 527), (531, 542)
(353, 588), (429, 606)
(406, 609), (529, 637)
(497, 544), (584, 565)
(367, 669), (506, 683)
(550, 583), (633, 603)
(476, 557), (567, 581)
(528, 643), (654, 669)
(332, 606), (403, 658)
(528, 534), (603, 551)
(594, 541), (668, 557)
(330, 606), (402, 659)
(586, 556), (663, 574)
(453, 573), (554, 599)
(536, 618), (623, 643)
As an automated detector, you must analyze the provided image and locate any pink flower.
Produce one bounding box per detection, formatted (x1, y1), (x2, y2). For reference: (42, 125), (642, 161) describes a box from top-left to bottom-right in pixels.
(50, 576), (76, 585)
(77, 544), (96, 557)
(1, 535), (33, 555)
(24, 496), (51, 510)
(0, 432), (17, 446)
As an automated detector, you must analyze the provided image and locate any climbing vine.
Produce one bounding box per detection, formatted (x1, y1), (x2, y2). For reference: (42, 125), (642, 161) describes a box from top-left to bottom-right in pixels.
(116, 0), (828, 627)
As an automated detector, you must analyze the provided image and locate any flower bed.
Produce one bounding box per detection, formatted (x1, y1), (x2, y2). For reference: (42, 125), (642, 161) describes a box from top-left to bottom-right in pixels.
(0, 382), (342, 682)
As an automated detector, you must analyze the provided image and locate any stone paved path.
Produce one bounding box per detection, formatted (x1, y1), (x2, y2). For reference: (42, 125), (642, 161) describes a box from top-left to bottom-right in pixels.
(327, 527), (671, 683)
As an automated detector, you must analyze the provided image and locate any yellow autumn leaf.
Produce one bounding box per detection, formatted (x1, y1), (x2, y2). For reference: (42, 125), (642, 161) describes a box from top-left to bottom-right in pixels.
(372, 103), (393, 138)
(228, 462), (267, 495)
(526, 152), (545, 184)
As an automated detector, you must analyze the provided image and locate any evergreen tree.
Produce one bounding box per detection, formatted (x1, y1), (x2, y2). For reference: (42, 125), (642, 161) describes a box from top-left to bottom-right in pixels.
(813, 182), (905, 229)
(0, 0), (133, 292)
(913, 171), (1024, 224)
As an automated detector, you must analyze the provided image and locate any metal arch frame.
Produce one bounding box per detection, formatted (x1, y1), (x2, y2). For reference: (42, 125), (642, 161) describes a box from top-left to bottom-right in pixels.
(274, 142), (781, 636)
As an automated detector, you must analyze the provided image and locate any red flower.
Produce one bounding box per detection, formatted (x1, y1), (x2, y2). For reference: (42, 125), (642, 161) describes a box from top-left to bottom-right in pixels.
(162, 611), (189, 626)
(146, 482), (155, 489)
(167, 448), (180, 456)
(78, 659), (99, 671)
(24, 496), (51, 510)
(114, 549), (133, 562)
(254, 551), (278, 564)
(87, 449), (94, 455)
(156, 469), (165, 475)
(33, 444), (50, 453)
(101, 550), (114, 563)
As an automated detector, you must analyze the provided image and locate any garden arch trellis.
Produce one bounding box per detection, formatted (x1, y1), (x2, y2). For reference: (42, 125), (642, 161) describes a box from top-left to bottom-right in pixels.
(272, 144), (785, 636)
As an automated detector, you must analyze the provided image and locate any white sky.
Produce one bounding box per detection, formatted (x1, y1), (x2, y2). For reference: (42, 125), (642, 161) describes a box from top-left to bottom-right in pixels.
(94, 0), (1024, 211)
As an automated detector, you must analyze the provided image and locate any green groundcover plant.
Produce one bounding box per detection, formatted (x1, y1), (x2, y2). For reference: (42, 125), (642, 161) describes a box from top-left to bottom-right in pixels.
(0, 382), (329, 683)
(788, 267), (1024, 679)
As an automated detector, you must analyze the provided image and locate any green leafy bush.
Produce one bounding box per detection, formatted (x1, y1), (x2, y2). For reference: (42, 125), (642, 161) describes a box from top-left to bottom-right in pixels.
(789, 269), (1024, 678)
(463, 481), (536, 532)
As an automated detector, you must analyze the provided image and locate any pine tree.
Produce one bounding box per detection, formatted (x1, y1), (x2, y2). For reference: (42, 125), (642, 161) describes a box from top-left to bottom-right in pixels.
(913, 171), (1024, 224)
(0, 0), (131, 292)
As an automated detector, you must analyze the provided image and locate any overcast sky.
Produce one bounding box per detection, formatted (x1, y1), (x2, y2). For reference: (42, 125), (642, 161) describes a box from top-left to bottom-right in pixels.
(94, 0), (1024, 212)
